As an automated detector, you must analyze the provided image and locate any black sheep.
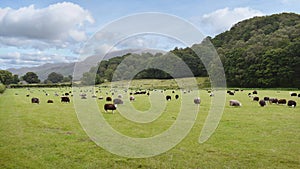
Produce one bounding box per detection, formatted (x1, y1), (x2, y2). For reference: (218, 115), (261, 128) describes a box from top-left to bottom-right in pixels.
(287, 100), (296, 108)
(104, 104), (117, 113)
(253, 96), (259, 101)
(61, 96), (70, 103)
(278, 99), (287, 105)
(166, 95), (171, 101)
(106, 97), (112, 102)
(31, 97), (39, 104)
(259, 100), (266, 107)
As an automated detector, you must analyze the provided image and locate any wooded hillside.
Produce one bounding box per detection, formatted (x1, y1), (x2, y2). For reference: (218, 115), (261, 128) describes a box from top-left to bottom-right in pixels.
(83, 13), (300, 88)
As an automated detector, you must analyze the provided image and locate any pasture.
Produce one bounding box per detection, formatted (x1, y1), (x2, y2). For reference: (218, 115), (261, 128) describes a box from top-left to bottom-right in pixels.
(0, 82), (299, 168)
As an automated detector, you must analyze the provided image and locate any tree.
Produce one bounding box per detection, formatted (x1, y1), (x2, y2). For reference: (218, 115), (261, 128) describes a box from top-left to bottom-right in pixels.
(62, 75), (72, 83)
(81, 72), (97, 85)
(22, 72), (40, 84)
(0, 70), (19, 85)
(0, 70), (13, 85)
(12, 74), (20, 84)
(46, 72), (64, 83)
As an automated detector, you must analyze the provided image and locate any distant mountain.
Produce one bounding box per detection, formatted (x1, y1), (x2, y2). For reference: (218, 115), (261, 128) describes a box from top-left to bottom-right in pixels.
(8, 48), (166, 80)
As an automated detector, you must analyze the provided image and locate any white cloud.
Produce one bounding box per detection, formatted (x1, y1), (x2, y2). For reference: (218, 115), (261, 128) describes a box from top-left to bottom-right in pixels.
(0, 2), (94, 49)
(0, 51), (76, 69)
(199, 7), (265, 36)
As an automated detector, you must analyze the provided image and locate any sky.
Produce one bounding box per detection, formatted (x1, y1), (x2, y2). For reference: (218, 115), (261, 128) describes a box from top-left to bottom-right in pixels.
(0, 0), (299, 70)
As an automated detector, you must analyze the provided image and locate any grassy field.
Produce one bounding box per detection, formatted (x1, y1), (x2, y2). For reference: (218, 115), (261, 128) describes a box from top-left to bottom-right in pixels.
(0, 79), (299, 168)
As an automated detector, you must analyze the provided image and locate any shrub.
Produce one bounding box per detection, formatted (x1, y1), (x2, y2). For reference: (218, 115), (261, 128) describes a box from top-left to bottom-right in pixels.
(0, 84), (6, 94)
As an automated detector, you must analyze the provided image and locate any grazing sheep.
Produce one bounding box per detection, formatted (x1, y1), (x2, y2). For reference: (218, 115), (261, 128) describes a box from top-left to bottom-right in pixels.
(278, 99), (287, 105)
(264, 97), (270, 101)
(259, 100), (266, 107)
(228, 91), (234, 95)
(104, 104), (117, 113)
(47, 100), (54, 103)
(194, 97), (201, 104)
(229, 100), (242, 107)
(166, 95), (171, 101)
(98, 96), (104, 100)
(290, 92), (297, 97)
(106, 97), (112, 102)
(80, 93), (87, 97)
(253, 96), (259, 101)
(287, 100), (296, 108)
(129, 95), (135, 101)
(175, 95), (179, 99)
(61, 96), (70, 103)
(31, 98), (39, 104)
(269, 98), (278, 104)
(253, 90), (258, 94)
(113, 98), (123, 105)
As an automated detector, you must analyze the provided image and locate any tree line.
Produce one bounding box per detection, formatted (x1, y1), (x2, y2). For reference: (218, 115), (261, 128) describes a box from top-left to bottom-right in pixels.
(82, 12), (300, 88)
(0, 70), (72, 85)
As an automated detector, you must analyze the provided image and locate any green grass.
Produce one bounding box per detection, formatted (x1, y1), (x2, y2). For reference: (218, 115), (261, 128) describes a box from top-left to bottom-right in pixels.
(0, 82), (299, 168)
(101, 77), (210, 89)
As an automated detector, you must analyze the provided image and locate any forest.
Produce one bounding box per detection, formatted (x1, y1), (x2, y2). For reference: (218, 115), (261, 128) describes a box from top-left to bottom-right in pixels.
(78, 13), (300, 88)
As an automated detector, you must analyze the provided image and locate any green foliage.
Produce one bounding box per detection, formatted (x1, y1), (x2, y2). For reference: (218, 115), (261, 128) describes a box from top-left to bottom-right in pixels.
(46, 72), (64, 83)
(86, 49), (207, 85)
(62, 75), (72, 83)
(212, 12), (300, 88)
(0, 70), (19, 85)
(22, 72), (41, 84)
(0, 83), (5, 93)
(81, 72), (100, 85)
(83, 13), (300, 88)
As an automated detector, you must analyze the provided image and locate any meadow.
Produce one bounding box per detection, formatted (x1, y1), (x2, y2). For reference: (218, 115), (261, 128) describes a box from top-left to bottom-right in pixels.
(0, 79), (299, 168)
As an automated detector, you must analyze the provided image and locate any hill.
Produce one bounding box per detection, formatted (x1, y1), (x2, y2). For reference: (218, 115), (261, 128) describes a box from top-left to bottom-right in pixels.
(212, 12), (300, 87)
(84, 13), (299, 88)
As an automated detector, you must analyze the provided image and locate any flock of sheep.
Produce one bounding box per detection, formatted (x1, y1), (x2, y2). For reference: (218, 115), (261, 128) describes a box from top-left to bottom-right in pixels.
(227, 90), (298, 108)
(26, 88), (298, 114)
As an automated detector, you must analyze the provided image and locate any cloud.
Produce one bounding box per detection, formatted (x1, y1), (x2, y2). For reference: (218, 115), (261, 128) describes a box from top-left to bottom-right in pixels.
(0, 2), (94, 49)
(0, 51), (76, 69)
(199, 7), (264, 36)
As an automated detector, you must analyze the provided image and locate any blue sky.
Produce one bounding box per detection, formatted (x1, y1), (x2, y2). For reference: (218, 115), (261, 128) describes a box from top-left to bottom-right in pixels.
(0, 0), (299, 69)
